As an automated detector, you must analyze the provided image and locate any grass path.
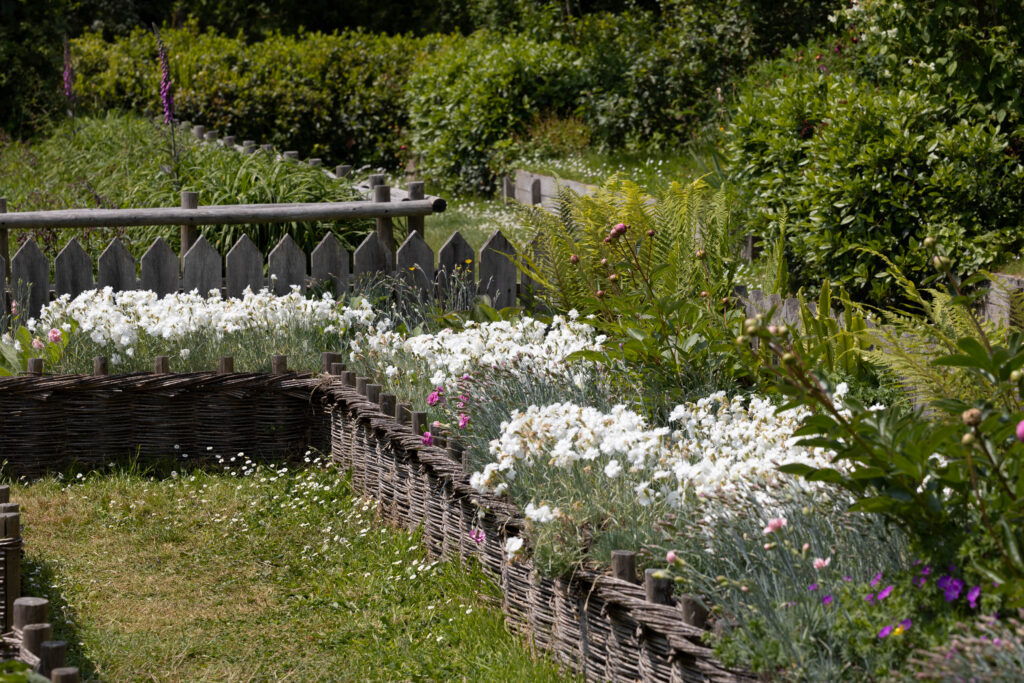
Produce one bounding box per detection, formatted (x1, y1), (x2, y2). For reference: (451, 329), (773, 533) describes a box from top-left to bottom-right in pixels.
(13, 455), (573, 682)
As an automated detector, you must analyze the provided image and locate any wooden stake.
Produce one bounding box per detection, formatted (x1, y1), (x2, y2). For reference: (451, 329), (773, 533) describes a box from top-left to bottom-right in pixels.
(26, 358), (43, 376)
(380, 393), (397, 417)
(93, 356), (108, 376)
(218, 356), (234, 374)
(270, 355), (287, 374)
(644, 569), (673, 605)
(365, 383), (381, 404)
(153, 356), (169, 374)
(12, 597), (48, 630)
(374, 184), (394, 270)
(180, 191), (199, 270)
(612, 551), (638, 584)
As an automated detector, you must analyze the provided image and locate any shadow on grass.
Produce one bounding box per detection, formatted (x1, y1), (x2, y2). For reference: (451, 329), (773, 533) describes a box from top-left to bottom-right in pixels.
(21, 557), (98, 681)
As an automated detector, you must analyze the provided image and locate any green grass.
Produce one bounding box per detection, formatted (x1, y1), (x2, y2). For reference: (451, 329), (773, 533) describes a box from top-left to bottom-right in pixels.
(14, 456), (574, 682)
(515, 149), (716, 195)
(424, 195), (529, 254)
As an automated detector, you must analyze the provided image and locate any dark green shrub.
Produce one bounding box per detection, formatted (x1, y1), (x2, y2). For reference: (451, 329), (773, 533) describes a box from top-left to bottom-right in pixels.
(725, 41), (1024, 304)
(72, 25), (429, 168)
(406, 31), (587, 194)
(0, 0), (69, 135)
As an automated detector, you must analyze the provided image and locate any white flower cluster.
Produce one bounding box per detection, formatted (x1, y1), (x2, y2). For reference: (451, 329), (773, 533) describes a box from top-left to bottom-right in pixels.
(472, 391), (843, 516)
(36, 286), (378, 351)
(350, 311), (604, 392)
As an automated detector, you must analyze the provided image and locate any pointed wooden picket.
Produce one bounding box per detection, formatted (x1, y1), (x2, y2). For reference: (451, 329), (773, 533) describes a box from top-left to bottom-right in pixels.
(98, 237), (136, 292)
(782, 296), (801, 326)
(311, 233), (349, 295)
(183, 235), (222, 296)
(478, 230), (517, 308)
(11, 239), (48, 317)
(765, 293), (783, 323)
(226, 234), (264, 298)
(55, 238), (93, 299)
(268, 234), (306, 295)
(437, 231), (474, 302)
(140, 237), (179, 297)
(353, 232), (387, 281)
(396, 232), (434, 295)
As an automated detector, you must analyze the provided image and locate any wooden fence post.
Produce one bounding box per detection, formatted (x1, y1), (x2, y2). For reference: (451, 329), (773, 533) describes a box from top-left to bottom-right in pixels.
(270, 355), (287, 374)
(411, 411), (427, 437)
(39, 640), (67, 677)
(50, 667), (80, 683)
(407, 181), (425, 237)
(380, 393), (396, 417)
(307, 158), (322, 167)
(329, 362), (346, 375)
(3, 516), (22, 631)
(365, 383), (381, 404)
(374, 185), (395, 271)
(12, 597), (47, 631)
(222, 135), (236, 147)
(397, 403), (411, 425)
(644, 569), (673, 605)
(335, 165), (352, 178)
(321, 352), (342, 373)
(355, 376), (369, 395)
(218, 356), (234, 374)
(191, 125), (204, 139)
(180, 191), (199, 271)
(283, 151), (299, 161)
(341, 370), (356, 387)
(20, 623), (51, 659)
(0, 197), (8, 283)
(26, 358), (43, 376)
(611, 550), (638, 584)
(93, 356), (108, 376)
(153, 356), (169, 374)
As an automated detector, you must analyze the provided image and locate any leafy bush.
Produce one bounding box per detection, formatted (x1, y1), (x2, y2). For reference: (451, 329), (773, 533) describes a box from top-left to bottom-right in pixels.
(406, 31), (586, 194)
(0, 0), (69, 135)
(72, 24), (428, 168)
(725, 41), (1024, 305)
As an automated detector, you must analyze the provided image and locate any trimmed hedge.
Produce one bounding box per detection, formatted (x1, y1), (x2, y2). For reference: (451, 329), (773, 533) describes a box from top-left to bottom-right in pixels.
(73, 25), (432, 168)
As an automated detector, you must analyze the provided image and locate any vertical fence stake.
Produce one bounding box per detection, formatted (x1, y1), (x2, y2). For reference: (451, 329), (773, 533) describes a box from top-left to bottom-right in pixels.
(407, 181), (425, 238)
(222, 135), (236, 147)
(341, 370), (356, 387)
(153, 356), (169, 374)
(0, 486), (8, 504)
(50, 667), (80, 683)
(93, 356), (108, 376)
(335, 165), (352, 178)
(644, 569), (673, 605)
(20, 623), (51, 659)
(380, 393), (396, 417)
(397, 403), (412, 425)
(26, 358), (43, 376)
(180, 191), (199, 271)
(218, 356), (234, 374)
(283, 151), (299, 161)
(39, 640), (67, 678)
(270, 355), (287, 374)
(3, 517), (22, 631)
(321, 352), (342, 373)
(355, 376), (369, 395)
(611, 551), (638, 584)
(12, 597), (47, 631)
(365, 383), (381, 404)
(374, 185), (395, 271)
(0, 197), (8, 283)
(411, 411), (427, 437)
(329, 362), (346, 376)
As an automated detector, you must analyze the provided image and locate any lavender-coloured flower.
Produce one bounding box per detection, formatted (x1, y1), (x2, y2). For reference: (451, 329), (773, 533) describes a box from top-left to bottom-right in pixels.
(155, 31), (175, 124)
(62, 39), (75, 104)
(877, 585), (894, 601)
(967, 585), (981, 609)
(878, 624), (894, 639)
(822, 594), (834, 606)
(421, 431), (434, 446)
(468, 528), (485, 545)
(937, 575), (964, 602)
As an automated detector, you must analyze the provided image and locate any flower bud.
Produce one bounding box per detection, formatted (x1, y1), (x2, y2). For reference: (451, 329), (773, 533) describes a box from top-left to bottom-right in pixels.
(778, 325), (788, 336)
(745, 324), (758, 335)
(782, 352), (797, 365)
(700, 290), (709, 299)
(736, 335), (748, 345)
(933, 255), (951, 270)
(647, 229), (655, 237)
(570, 254), (579, 264)
(596, 290), (606, 298)
(961, 432), (976, 446)
(1011, 369), (1022, 383)
(923, 236), (936, 249)
(609, 273), (619, 283)
(696, 249), (706, 260)
(768, 325), (778, 335)
(961, 408), (982, 426)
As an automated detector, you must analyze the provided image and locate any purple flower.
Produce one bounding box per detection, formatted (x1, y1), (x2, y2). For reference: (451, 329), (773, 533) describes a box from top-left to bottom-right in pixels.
(878, 624), (894, 639)
(900, 618), (912, 630)
(421, 431), (434, 446)
(427, 387), (444, 406)
(937, 575), (964, 602)
(864, 593), (875, 603)
(921, 565), (932, 576)
(842, 576), (852, 582)
(967, 585), (981, 609)
(877, 585), (894, 601)
(1016, 419), (1024, 442)
(458, 413), (470, 429)
(62, 39), (75, 103)
(870, 572), (882, 587)
(155, 30), (175, 124)
(468, 528), (485, 544)
(822, 594), (834, 606)
(808, 583), (818, 592)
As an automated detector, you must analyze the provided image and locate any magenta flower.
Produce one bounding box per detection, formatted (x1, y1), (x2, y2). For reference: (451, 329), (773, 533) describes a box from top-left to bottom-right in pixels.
(62, 39), (75, 104)
(427, 387), (444, 406)
(1017, 419), (1024, 442)
(155, 31), (175, 124)
(937, 575), (964, 602)
(870, 572), (882, 587)
(31, 338), (44, 351)
(822, 594), (834, 606)
(469, 528), (485, 544)
(877, 585), (894, 601)
(458, 413), (470, 429)
(47, 328), (62, 344)
(878, 624), (894, 639)
(864, 593), (875, 603)
(900, 618), (912, 630)
(967, 585), (981, 609)
(421, 431), (434, 446)
(808, 583), (818, 592)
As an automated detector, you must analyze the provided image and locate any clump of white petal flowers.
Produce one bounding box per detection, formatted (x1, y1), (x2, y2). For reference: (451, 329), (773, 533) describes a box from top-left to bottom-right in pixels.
(34, 286), (379, 352)
(472, 387), (852, 515)
(350, 310), (604, 393)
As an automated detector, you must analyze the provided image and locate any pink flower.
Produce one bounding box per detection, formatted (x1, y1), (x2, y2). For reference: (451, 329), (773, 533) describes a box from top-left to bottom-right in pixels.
(469, 528), (485, 544)
(822, 594), (834, 606)
(813, 557), (831, 570)
(1016, 419), (1024, 442)
(762, 517), (787, 535)
(31, 338), (44, 351)
(421, 431), (434, 446)
(877, 585), (894, 601)
(666, 550), (677, 563)
(458, 413), (470, 429)
(47, 328), (62, 344)
(878, 624), (894, 639)
(427, 387), (444, 406)
(10, 301), (17, 315)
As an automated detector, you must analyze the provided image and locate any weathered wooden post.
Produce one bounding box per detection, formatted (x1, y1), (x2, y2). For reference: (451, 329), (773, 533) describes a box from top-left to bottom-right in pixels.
(26, 358), (43, 376)
(180, 191), (199, 270)
(12, 597), (47, 632)
(380, 393), (396, 417)
(374, 184), (395, 270)
(153, 356), (170, 374)
(407, 181), (425, 238)
(260, 144), (274, 153)
(93, 356), (108, 376)
(397, 403), (411, 425)
(411, 411), (427, 437)
(39, 640), (67, 677)
(222, 135), (236, 147)
(270, 355), (287, 374)
(329, 362), (346, 376)
(611, 550), (638, 584)
(355, 376), (369, 396)
(218, 356), (234, 374)
(191, 125), (204, 139)
(3, 516), (23, 631)
(644, 569), (673, 605)
(341, 370), (356, 387)
(307, 158), (322, 167)
(242, 140), (256, 154)
(0, 197), (8, 282)
(321, 352), (342, 373)
(365, 383), (381, 404)
(50, 667), (81, 683)
(283, 151), (299, 161)
(335, 165), (352, 178)
(20, 622), (51, 659)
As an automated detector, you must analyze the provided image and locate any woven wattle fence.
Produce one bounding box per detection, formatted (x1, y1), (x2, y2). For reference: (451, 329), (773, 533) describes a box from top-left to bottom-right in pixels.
(0, 368), (753, 682)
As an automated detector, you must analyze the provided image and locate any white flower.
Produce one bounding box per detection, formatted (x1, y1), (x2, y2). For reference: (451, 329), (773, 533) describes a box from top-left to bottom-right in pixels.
(604, 460), (622, 478)
(180, 348), (191, 359)
(524, 502), (559, 524)
(505, 536), (524, 560)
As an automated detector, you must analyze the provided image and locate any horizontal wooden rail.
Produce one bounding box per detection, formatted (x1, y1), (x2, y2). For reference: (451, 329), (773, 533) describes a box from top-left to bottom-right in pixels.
(0, 198), (446, 230)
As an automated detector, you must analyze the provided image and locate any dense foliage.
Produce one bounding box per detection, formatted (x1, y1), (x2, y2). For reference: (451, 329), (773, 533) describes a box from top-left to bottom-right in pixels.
(0, 0), (69, 136)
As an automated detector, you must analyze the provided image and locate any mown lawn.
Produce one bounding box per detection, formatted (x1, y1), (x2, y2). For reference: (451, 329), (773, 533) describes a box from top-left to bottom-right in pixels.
(13, 454), (573, 682)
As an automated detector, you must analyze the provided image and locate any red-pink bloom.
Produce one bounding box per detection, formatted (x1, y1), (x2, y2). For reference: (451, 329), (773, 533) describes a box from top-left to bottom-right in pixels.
(31, 338), (44, 351)
(1016, 419), (1024, 442)
(666, 550), (677, 563)
(469, 528), (485, 544)
(458, 413), (470, 429)
(427, 387), (444, 406)
(762, 517), (787, 535)
(813, 557), (831, 570)
(421, 431), (434, 446)
(48, 328), (62, 344)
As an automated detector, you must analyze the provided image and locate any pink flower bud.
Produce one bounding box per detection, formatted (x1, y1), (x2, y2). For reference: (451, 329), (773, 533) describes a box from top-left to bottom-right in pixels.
(1016, 420), (1024, 442)
(48, 328), (62, 344)
(813, 557), (831, 570)
(31, 338), (44, 351)
(570, 254), (580, 264)
(666, 550), (677, 563)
